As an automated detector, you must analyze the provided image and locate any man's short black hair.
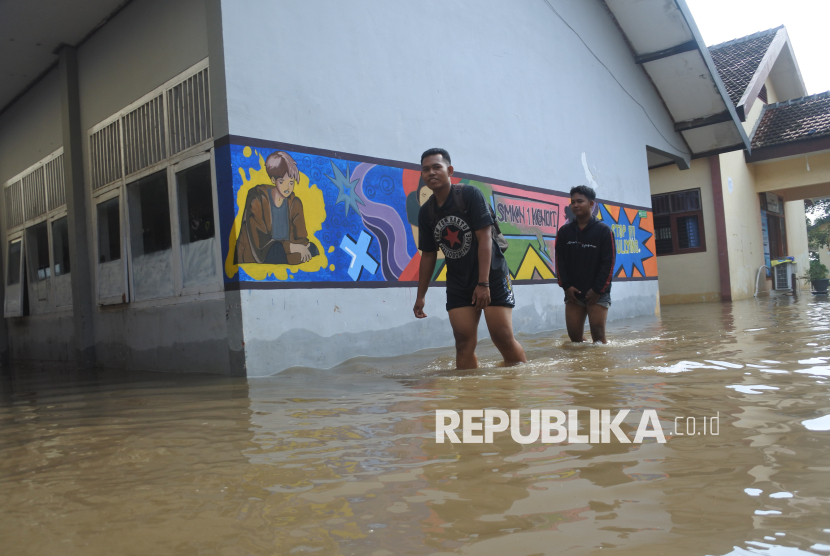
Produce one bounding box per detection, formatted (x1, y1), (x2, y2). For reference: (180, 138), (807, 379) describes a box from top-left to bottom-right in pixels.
(570, 185), (596, 202)
(421, 148), (451, 165)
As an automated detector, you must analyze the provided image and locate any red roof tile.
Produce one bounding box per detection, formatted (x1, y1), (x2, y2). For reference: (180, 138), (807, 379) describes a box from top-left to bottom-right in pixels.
(752, 92), (830, 149)
(709, 28), (780, 107)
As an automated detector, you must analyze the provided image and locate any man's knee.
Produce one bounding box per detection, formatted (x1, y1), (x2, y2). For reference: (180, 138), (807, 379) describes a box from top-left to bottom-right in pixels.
(489, 326), (515, 349)
(453, 328), (477, 351)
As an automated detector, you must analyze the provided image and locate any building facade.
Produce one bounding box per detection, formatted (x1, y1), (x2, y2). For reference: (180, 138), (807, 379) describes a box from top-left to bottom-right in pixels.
(649, 27), (829, 303)
(0, 0), (751, 375)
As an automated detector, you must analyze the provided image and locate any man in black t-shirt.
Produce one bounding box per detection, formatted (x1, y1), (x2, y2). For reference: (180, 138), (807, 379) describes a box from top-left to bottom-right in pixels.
(413, 148), (527, 369)
(554, 185), (615, 344)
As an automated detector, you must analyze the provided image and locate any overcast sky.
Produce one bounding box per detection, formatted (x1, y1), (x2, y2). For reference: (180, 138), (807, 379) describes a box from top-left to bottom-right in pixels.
(685, 0), (830, 96)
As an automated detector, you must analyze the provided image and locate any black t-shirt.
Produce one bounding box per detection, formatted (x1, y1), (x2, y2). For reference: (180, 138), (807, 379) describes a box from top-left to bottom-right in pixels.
(418, 185), (509, 293)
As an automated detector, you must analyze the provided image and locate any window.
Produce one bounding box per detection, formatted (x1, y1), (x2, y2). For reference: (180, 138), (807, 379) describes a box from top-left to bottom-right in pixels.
(26, 222), (51, 281)
(127, 171), (174, 301)
(3, 148), (68, 314)
(175, 158), (219, 289)
(97, 198), (121, 263)
(52, 217), (70, 276)
(96, 196), (127, 304)
(88, 60), (220, 305)
(7, 239), (21, 286)
(4, 238), (25, 317)
(651, 189), (706, 256)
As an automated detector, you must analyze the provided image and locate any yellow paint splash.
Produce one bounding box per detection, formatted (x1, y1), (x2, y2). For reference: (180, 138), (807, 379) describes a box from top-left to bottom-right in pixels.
(225, 150), (328, 280)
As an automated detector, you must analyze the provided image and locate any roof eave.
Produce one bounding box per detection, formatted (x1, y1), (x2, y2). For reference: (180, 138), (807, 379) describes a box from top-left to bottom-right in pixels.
(673, 0), (752, 154)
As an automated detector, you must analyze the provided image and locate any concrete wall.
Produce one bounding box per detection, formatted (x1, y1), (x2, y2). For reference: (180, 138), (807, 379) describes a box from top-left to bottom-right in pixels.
(0, 71), (63, 183)
(647, 158), (721, 304)
(0, 68), (71, 362)
(0, 0), (235, 373)
(718, 150), (767, 300)
(217, 0), (679, 374)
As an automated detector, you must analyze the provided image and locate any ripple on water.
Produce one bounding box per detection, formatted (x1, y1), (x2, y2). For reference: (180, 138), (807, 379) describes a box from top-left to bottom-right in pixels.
(1, 296), (829, 555)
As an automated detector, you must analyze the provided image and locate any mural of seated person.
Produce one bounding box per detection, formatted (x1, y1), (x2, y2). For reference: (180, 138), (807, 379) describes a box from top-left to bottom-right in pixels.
(235, 151), (319, 265)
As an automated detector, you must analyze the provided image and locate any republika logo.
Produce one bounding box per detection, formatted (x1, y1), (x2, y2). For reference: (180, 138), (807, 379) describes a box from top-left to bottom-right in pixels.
(434, 215), (472, 259)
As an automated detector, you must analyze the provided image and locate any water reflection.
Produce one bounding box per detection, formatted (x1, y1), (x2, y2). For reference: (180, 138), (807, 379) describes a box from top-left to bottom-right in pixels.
(1, 297), (830, 555)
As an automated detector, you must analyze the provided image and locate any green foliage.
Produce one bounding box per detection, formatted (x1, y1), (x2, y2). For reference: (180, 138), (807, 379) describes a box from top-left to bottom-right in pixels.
(802, 259), (830, 281)
(808, 224), (830, 251)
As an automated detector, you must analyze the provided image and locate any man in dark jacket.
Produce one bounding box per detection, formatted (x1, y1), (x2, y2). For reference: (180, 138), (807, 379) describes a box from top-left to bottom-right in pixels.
(554, 185), (616, 343)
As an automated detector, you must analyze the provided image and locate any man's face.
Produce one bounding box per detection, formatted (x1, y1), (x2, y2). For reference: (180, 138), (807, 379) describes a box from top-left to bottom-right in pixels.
(271, 172), (296, 198)
(570, 193), (594, 218)
(421, 154), (453, 191)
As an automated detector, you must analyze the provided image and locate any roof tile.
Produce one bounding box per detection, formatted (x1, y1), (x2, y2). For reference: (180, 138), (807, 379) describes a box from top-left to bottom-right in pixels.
(751, 92), (830, 149)
(709, 27), (780, 107)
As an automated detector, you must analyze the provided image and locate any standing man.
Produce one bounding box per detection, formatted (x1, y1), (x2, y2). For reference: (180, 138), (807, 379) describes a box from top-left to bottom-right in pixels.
(413, 148), (527, 369)
(555, 185), (616, 344)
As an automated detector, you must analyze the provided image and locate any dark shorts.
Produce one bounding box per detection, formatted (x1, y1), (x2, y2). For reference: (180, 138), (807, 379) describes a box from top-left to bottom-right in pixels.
(446, 274), (516, 311)
(564, 292), (611, 308)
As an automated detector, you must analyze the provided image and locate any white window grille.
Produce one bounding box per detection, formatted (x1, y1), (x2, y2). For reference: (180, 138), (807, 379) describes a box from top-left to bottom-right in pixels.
(4, 180), (23, 229)
(22, 167), (47, 221)
(123, 95), (166, 175)
(167, 67), (211, 156)
(45, 154), (66, 211)
(90, 120), (123, 190)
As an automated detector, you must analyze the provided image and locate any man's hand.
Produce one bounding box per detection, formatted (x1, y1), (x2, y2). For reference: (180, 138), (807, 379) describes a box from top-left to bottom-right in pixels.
(290, 243), (312, 262)
(585, 289), (600, 305)
(565, 286), (581, 303)
(471, 285), (491, 309)
(413, 297), (427, 318)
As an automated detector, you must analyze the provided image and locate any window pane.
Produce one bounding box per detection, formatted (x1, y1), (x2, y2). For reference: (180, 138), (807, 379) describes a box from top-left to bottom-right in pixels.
(52, 217), (71, 276)
(652, 195), (671, 215)
(178, 161), (215, 243)
(128, 171), (174, 301)
(97, 198), (121, 263)
(670, 190), (701, 213)
(654, 215), (673, 255)
(27, 222), (50, 281)
(128, 171), (171, 256)
(676, 215), (701, 249)
(7, 240), (21, 285)
(176, 160), (219, 289)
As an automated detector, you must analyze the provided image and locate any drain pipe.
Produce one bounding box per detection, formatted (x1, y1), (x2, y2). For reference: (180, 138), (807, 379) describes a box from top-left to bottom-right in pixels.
(754, 265), (771, 297)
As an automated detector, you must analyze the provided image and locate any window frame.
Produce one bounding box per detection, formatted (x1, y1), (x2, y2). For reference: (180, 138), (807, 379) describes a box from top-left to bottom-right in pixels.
(2, 147), (71, 315)
(93, 188), (129, 305)
(87, 59), (221, 308)
(4, 233), (25, 317)
(169, 151), (223, 297)
(651, 189), (706, 257)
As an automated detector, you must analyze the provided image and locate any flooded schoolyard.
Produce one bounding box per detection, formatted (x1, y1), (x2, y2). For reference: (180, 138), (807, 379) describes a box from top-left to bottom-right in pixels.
(2, 296), (830, 556)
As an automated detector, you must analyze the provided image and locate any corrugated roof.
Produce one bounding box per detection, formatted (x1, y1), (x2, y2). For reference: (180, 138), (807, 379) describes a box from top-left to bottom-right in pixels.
(709, 27), (781, 107)
(752, 91), (830, 149)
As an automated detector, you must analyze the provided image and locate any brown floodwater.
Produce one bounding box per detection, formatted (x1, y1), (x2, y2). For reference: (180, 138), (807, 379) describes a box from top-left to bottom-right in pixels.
(2, 295), (830, 556)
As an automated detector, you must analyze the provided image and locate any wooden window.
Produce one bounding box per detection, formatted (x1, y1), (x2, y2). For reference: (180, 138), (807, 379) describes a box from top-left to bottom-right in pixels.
(651, 189), (706, 256)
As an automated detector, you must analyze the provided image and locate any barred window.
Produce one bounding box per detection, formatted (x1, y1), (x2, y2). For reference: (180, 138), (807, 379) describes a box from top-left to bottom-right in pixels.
(651, 189), (706, 256)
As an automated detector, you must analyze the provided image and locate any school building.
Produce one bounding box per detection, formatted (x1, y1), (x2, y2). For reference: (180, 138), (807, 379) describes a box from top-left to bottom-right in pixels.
(649, 26), (829, 303)
(1, 0), (776, 375)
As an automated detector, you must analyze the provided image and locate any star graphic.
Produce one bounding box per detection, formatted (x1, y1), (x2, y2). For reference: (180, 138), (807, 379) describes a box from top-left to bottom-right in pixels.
(324, 160), (365, 216)
(597, 205), (654, 278)
(444, 227), (461, 247)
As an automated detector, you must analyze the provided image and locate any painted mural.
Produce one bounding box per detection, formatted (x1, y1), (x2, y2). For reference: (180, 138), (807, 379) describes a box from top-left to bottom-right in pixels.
(222, 144), (658, 286)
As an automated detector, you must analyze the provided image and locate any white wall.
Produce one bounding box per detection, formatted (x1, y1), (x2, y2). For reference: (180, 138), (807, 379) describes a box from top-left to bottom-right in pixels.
(216, 0), (682, 374)
(220, 0), (684, 208)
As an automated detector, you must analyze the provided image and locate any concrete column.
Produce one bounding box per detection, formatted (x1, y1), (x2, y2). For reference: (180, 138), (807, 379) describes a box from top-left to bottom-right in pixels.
(58, 46), (96, 368)
(206, 0), (245, 375)
(709, 155), (733, 302)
